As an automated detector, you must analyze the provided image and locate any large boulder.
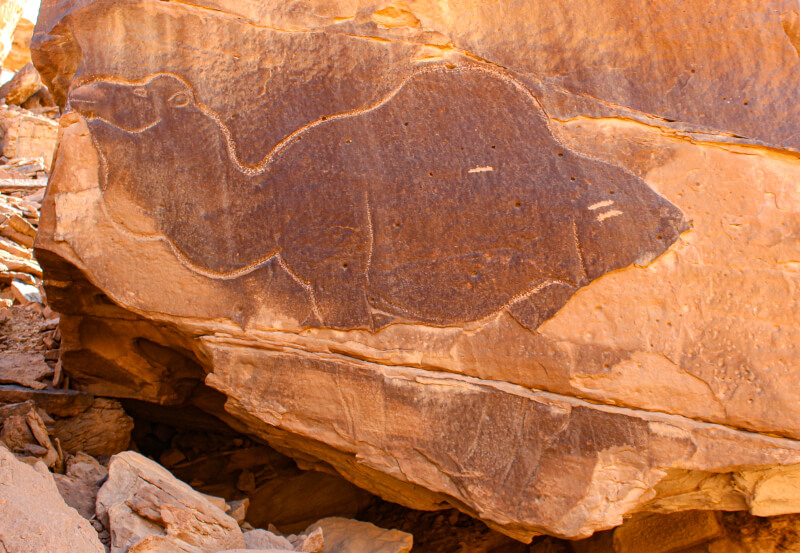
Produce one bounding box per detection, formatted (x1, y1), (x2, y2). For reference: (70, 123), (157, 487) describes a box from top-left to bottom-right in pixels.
(31, 0), (800, 541)
(0, 444), (105, 552)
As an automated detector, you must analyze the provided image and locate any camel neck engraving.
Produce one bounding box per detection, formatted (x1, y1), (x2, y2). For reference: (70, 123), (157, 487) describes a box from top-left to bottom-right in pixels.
(68, 64), (689, 331)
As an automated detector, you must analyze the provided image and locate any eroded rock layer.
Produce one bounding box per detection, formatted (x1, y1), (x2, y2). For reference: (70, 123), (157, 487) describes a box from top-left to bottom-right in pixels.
(31, 0), (800, 541)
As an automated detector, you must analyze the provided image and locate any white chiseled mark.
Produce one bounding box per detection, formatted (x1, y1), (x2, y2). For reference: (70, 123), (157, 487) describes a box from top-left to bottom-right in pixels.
(468, 166), (494, 173)
(596, 209), (623, 222)
(588, 199), (615, 210)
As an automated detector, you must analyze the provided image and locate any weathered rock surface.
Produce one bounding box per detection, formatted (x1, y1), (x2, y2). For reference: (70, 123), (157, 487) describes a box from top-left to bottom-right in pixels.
(243, 529), (295, 551)
(0, 351), (52, 389)
(53, 451), (108, 520)
(3, 16), (32, 72)
(30, 0), (800, 542)
(307, 518), (412, 553)
(0, 444), (105, 552)
(0, 103), (59, 168)
(53, 397), (133, 456)
(0, 0), (27, 68)
(613, 510), (724, 553)
(0, 62), (42, 105)
(96, 451), (245, 553)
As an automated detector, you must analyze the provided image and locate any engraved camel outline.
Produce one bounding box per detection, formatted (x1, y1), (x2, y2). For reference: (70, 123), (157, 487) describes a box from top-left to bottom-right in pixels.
(68, 64), (689, 331)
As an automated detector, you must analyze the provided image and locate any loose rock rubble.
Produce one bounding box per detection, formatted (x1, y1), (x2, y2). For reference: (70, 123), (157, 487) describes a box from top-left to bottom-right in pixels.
(0, 438), (415, 553)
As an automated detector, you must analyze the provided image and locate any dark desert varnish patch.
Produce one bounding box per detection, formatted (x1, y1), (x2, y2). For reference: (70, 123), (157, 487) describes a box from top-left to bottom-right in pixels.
(68, 65), (688, 331)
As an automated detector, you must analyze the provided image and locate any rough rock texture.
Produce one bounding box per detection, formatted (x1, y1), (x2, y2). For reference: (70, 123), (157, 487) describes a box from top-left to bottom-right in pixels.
(53, 451), (108, 521)
(307, 517), (412, 553)
(96, 451), (245, 553)
(0, 104), (59, 167)
(0, 0), (26, 67)
(30, 0), (800, 542)
(243, 529), (295, 551)
(612, 511), (724, 553)
(3, 16), (32, 72)
(0, 62), (42, 105)
(0, 444), (105, 552)
(0, 351), (52, 389)
(52, 397), (133, 456)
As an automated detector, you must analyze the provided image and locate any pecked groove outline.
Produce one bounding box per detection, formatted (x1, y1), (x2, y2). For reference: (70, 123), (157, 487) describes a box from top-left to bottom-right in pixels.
(69, 62), (685, 328)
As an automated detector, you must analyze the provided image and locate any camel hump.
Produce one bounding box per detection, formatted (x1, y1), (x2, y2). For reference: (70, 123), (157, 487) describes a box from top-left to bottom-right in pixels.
(351, 65), (686, 327)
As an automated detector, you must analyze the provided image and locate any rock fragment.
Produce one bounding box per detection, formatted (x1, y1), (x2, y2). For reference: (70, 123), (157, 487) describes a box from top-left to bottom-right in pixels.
(0, 62), (42, 106)
(10, 277), (40, 303)
(0, 105), (59, 168)
(0, 384), (93, 416)
(3, 16), (32, 72)
(0, 400), (60, 468)
(243, 529), (295, 551)
(613, 510), (723, 553)
(0, 0), (26, 67)
(226, 497), (249, 525)
(0, 234), (29, 258)
(66, 451), (108, 483)
(0, 246), (40, 275)
(54, 471), (99, 520)
(96, 451), (245, 553)
(53, 397), (133, 456)
(305, 518), (412, 553)
(0, 351), (52, 388)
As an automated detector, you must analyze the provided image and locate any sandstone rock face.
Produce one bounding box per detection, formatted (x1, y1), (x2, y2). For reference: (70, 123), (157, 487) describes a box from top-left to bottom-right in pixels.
(31, 0), (800, 542)
(0, 104), (59, 168)
(3, 16), (32, 72)
(0, 444), (105, 552)
(0, 0), (27, 68)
